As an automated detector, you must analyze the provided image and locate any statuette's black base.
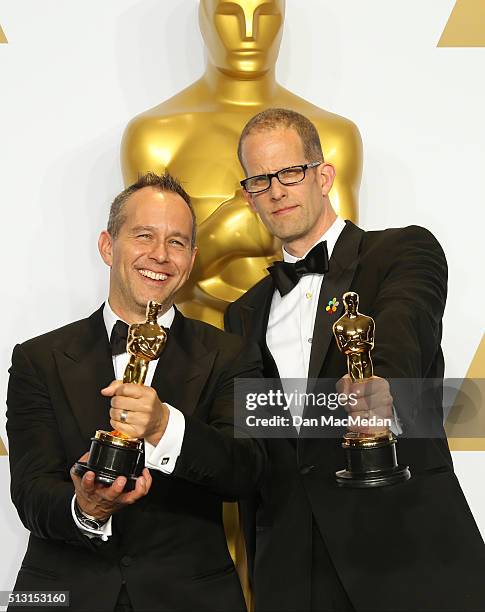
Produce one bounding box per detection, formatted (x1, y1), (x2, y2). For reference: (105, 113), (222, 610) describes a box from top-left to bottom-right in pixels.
(73, 433), (143, 493)
(74, 461), (140, 492)
(336, 465), (410, 488)
(336, 436), (411, 488)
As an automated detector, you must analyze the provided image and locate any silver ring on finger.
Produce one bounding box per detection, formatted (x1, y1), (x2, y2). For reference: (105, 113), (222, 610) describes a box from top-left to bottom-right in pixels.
(120, 409), (128, 424)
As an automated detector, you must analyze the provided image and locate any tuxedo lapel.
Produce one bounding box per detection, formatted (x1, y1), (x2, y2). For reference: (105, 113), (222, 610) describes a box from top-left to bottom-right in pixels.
(238, 277), (279, 379)
(238, 278), (299, 442)
(307, 222), (365, 385)
(54, 306), (114, 442)
(150, 309), (217, 416)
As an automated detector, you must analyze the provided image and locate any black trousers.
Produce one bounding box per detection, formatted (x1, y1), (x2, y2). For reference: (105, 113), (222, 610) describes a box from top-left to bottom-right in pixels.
(311, 522), (355, 612)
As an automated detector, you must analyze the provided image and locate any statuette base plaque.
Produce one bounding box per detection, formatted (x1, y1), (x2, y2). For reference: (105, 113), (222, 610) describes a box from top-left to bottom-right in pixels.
(74, 431), (144, 492)
(336, 432), (410, 488)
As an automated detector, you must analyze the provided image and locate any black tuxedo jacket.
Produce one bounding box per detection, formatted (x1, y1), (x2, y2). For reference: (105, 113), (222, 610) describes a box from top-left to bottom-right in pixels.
(225, 221), (485, 612)
(7, 306), (266, 612)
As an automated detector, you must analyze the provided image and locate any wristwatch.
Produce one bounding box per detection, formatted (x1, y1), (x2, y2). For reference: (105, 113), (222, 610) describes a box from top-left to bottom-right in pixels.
(74, 500), (109, 531)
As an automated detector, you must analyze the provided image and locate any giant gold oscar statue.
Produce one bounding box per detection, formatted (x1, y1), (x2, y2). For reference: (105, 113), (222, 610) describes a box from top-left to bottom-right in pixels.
(121, 1), (363, 605)
(121, 0), (363, 329)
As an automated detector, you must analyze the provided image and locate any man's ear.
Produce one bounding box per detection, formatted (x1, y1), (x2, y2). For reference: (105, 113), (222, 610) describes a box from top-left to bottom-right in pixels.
(318, 163), (336, 196)
(189, 245), (198, 271)
(242, 188), (257, 212)
(98, 231), (113, 267)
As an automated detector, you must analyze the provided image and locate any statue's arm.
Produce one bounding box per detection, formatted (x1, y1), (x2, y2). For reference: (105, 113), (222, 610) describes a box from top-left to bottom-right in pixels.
(121, 116), (182, 185)
(322, 118), (363, 222)
(190, 192), (279, 284)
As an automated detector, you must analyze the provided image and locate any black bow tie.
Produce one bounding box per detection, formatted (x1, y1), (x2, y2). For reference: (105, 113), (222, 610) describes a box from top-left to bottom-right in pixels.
(110, 320), (129, 356)
(267, 241), (329, 297)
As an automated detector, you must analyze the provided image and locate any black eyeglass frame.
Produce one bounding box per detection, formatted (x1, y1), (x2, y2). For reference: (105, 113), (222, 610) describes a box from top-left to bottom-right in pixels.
(240, 161), (323, 194)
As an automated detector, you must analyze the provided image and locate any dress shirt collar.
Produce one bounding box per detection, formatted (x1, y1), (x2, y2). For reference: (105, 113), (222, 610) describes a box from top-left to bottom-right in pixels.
(282, 216), (346, 264)
(103, 300), (175, 339)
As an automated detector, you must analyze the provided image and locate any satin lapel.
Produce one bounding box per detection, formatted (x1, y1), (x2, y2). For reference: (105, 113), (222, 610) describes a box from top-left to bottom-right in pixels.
(240, 278), (298, 442)
(239, 277), (280, 379)
(54, 306), (114, 443)
(307, 222), (365, 387)
(150, 310), (217, 416)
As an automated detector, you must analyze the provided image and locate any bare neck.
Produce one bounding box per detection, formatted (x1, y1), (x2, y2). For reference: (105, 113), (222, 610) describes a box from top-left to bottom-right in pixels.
(284, 202), (337, 258)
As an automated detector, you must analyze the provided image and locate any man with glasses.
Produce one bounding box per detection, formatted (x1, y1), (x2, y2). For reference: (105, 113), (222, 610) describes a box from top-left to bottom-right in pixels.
(225, 108), (485, 611)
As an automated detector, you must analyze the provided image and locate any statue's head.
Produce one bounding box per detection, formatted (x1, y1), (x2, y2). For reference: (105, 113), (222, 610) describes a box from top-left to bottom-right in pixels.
(146, 300), (162, 322)
(343, 292), (359, 314)
(199, 0), (285, 76)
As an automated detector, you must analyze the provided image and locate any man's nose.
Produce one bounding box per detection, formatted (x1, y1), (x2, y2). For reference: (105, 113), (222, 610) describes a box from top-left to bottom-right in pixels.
(268, 175), (286, 200)
(149, 240), (169, 262)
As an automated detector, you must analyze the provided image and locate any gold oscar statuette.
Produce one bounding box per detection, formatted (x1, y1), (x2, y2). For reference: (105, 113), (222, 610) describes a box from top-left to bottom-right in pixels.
(332, 292), (410, 487)
(74, 301), (168, 492)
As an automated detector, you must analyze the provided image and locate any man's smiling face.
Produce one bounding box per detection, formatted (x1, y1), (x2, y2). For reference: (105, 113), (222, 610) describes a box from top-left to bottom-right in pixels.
(99, 187), (197, 322)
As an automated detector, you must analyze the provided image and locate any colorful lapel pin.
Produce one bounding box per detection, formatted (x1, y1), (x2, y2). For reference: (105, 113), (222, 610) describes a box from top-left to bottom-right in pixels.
(325, 297), (339, 314)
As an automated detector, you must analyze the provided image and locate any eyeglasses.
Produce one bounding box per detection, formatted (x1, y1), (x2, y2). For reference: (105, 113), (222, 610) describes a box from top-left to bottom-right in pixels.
(240, 161), (322, 194)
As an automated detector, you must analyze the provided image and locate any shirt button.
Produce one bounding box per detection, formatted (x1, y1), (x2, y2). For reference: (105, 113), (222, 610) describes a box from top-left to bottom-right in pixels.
(308, 338), (312, 344)
(121, 556), (132, 567)
(305, 292), (313, 299)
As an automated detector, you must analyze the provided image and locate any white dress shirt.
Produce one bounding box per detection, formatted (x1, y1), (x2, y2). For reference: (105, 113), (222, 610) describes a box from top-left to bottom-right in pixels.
(72, 300), (186, 540)
(266, 217), (345, 424)
(266, 216), (346, 384)
(266, 216), (401, 434)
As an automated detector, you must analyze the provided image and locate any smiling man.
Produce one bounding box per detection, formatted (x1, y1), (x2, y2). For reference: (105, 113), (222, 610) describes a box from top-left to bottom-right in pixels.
(99, 175), (197, 327)
(225, 108), (485, 612)
(6, 172), (265, 612)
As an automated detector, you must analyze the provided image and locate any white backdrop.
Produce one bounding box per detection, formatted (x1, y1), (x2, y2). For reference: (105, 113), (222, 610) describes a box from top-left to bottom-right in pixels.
(1, 0), (484, 593)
